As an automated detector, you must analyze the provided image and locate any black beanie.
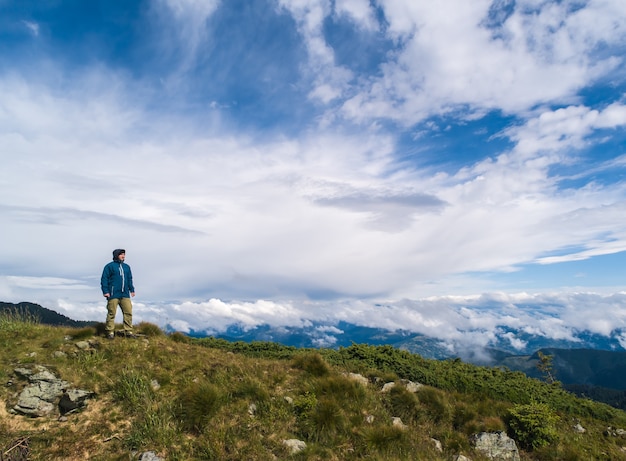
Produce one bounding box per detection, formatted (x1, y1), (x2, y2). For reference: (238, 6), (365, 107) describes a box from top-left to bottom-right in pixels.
(112, 249), (126, 260)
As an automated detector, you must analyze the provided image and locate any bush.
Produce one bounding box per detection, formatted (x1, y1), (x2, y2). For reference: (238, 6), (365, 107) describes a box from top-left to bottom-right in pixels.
(292, 352), (331, 377)
(418, 387), (452, 424)
(137, 322), (164, 337)
(169, 331), (190, 343)
(175, 382), (225, 434)
(360, 425), (411, 457)
(506, 402), (560, 450)
(385, 386), (422, 424)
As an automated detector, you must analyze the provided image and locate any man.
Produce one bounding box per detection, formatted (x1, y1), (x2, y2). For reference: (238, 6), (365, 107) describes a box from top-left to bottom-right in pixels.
(101, 249), (136, 339)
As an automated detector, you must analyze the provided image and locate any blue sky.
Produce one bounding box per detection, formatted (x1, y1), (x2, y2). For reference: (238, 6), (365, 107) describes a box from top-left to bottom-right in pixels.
(1, 0), (626, 351)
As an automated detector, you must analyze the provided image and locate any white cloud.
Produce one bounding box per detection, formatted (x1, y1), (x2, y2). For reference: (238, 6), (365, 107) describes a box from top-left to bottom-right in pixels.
(45, 291), (626, 356)
(22, 20), (39, 36)
(334, 0), (377, 30)
(508, 103), (626, 157)
(278, 0), (354, 103)
(334, 0), (626, 124)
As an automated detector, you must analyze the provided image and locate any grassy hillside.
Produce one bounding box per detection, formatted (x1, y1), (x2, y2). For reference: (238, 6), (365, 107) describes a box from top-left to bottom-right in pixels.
(1, 311), (626, 460)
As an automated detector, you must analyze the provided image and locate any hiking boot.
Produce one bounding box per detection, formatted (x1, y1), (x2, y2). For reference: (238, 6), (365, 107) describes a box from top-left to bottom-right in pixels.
(106, 332), (115, 340)
(124, 332), (137, 339)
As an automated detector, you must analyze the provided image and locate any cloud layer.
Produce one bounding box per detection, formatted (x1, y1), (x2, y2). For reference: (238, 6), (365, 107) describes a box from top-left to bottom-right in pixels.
(1, 0), (625, 347)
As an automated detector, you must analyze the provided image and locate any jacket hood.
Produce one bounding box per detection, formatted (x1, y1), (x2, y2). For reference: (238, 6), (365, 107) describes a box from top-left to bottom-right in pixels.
(112, 249), (126, 261)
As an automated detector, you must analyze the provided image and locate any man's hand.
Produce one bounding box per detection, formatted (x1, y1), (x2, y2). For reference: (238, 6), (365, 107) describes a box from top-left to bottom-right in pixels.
(104, 293), (110, 298)
(131, 292), (135, 297)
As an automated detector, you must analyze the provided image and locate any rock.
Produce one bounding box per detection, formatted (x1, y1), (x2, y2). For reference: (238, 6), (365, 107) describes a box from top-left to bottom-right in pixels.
(75, 341), (90, 350)
(392, 417), (407, 430)
(59, 389), (96, 414)
(404, 380), (424, 393)
(573, 423), (586, 433)
(364, 414), (375, 424)
(53, 351), (67, 358)
(430, 437), (443, 452)
(472, 432), (520, 461)
(284, 396), (294, 405)
(138, 451), (164, 461)
(344, 372), (369, 386)
(248, 403), (257, 416)
(283, 439), (306, 454)
(381, 380), (424, 393)
(453, 455), (472, 461)
(381, 382), (396, 393)
(150, 379), (161, 391)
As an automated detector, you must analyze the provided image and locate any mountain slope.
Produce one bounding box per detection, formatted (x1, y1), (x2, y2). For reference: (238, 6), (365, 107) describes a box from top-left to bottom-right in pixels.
(0, 301), (96, 328)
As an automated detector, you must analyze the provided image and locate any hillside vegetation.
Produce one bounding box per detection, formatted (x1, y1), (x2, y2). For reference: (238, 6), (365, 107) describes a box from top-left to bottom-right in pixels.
(1, 310), (626, 460)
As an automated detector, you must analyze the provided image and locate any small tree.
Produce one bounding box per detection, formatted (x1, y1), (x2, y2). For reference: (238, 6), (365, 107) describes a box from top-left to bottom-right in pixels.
(507, 402), (560, 450)
(536, 351), (559, 385)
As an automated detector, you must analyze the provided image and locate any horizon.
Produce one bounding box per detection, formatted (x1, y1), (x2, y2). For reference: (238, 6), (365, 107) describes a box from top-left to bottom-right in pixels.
(1, 0), (626, 354)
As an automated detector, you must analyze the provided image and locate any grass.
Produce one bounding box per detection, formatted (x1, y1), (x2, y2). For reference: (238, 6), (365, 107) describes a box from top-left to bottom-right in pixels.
(1, 315), (626, 460)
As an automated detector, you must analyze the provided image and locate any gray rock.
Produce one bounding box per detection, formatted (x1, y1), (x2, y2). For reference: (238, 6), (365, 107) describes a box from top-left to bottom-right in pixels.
(392, 417), (407, 430)
(283, 439), (306, 454)
(138, 451), (165, 461)
(472, 432), (520, 461)
(75, 341), (90, 350)
(59, 389), (96, 414)
(453, 455), (472, 461)
(344, 372), (369, 386)
(430, 437), (443, 452)
(381, 382), (396, 393)
(404, 380), (424, 393)
(53, 351), (67, 358)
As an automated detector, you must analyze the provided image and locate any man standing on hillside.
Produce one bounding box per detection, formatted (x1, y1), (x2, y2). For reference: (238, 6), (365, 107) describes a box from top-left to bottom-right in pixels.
(101, 249), (135, 339)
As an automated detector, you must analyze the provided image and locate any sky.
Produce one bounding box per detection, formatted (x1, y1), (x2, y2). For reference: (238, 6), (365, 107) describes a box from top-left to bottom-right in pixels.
(1, 0), (626, 352)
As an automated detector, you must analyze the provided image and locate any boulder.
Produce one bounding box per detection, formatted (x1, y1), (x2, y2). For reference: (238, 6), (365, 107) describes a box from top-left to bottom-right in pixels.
(471, 431), (520, 461)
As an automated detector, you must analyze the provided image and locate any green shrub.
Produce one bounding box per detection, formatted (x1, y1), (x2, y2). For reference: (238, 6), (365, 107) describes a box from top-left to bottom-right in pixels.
(231, 378), (270, 404)
(137, 322), (164, 337)
(507, 402), (560, 450)
(309, 398), (346, 442)
(175, 382), (225, 434)
(313, 375), (366, 405)
(360, 425), (411, 457)
(169, 331), (190, 343)
(292, 352), (331, 377)
(418, 387), (452, 424)
(385, 386), (422, 424)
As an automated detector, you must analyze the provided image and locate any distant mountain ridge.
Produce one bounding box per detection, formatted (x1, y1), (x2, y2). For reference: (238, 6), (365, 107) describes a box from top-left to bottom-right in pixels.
(0, 301), (97, 328)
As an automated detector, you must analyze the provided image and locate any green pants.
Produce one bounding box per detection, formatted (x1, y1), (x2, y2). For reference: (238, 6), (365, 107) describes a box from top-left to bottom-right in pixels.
(105, 297), (133, 334)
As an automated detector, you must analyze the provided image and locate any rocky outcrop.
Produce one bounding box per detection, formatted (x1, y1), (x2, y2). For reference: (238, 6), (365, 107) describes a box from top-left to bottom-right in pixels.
(471, 431), (520, 461)
(10, 365), (95, 418)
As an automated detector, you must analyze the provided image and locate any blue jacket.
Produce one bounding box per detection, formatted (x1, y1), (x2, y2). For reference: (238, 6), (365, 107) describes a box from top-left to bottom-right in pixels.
(101, 261), (135, 298)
